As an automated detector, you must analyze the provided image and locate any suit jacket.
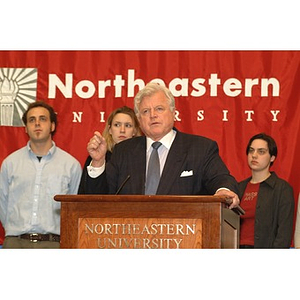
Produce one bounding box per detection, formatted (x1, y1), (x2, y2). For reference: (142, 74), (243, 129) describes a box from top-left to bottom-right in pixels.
(238, 172), (295, 248)
(83, 131), (239, 196)
(78, 151), (112, 194)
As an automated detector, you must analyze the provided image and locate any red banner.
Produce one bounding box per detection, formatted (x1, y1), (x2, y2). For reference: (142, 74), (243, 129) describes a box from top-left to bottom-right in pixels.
(1, 51), (299, 243)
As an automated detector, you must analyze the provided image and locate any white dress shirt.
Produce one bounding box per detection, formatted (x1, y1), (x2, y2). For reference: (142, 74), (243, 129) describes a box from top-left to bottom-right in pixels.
(0, 141), (82, 236)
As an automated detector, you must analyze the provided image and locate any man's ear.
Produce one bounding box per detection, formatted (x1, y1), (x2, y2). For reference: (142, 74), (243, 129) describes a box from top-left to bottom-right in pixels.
(51, 122), (55, 133)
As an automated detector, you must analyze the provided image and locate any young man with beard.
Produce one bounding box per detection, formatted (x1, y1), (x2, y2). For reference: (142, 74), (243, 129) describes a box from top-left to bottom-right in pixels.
(0, 101), (81, 248)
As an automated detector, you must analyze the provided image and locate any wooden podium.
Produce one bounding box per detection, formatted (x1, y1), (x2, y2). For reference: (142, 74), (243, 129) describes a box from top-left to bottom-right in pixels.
(54, 195), (241, 249)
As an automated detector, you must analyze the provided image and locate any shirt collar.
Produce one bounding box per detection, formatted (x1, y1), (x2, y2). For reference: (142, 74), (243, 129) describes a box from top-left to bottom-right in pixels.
(146, 129), (176, 152)
(263, 171), (277, 188)
(27, 141), (56, 157)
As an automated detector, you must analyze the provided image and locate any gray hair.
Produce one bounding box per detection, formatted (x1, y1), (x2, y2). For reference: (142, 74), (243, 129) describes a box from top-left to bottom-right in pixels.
(134, 82), (176, 116)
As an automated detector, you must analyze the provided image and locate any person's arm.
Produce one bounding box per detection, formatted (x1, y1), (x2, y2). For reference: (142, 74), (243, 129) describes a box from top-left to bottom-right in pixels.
(78, 162), (109, 194)
(87, 131), (107, 168)
(87, 163), (105, 178)
(215, 188), (240, 209)
(203, 141), (240, 208)
(294, 193), (300, 248)
(273, 184), (295, 248)
(68, 160), (82, 194)
(77, 131), (110, 194)
(0, 161), (8, 225)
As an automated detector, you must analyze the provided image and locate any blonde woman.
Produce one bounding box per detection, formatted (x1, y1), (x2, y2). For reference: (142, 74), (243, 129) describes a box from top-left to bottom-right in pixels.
(78, 106), (141, 194)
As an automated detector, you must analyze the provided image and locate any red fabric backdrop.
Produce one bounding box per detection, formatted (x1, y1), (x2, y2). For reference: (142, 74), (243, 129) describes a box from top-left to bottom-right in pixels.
(0, 51), (299, 245)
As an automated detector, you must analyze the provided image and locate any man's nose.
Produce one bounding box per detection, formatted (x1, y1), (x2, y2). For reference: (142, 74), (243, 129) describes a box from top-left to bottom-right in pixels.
(150, 108), (157, 118)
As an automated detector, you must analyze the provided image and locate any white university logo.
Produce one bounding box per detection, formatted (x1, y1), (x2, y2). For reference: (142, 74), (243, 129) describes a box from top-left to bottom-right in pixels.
(0, 68), (38, 126)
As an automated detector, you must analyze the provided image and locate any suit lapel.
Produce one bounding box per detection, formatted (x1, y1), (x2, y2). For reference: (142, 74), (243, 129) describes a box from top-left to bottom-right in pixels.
(157, 132), (187, 194)
(129, 137), (147, 193)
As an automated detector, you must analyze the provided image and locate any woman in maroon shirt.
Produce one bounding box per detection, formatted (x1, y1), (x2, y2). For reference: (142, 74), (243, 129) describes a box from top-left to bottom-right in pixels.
(238, 133), (294, 248)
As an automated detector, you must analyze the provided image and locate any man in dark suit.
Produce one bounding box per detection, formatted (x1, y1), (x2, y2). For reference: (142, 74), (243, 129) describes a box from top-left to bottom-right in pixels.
(81, 82), (240, 209)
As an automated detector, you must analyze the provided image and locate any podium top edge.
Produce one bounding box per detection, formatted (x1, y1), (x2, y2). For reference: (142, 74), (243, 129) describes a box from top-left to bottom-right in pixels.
(54, 194), (227, 203)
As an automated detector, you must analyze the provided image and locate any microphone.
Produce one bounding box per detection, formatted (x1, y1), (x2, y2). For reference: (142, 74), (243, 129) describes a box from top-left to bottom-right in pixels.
(115, 175), (131, 195)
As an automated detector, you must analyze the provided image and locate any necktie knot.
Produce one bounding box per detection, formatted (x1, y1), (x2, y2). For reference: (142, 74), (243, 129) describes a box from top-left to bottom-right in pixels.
(152, 141), (162, 150)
